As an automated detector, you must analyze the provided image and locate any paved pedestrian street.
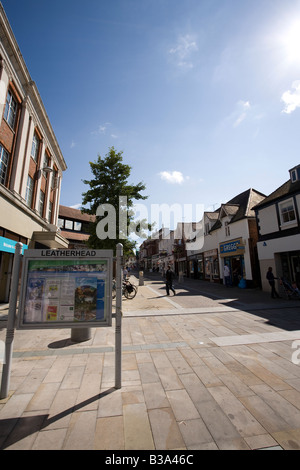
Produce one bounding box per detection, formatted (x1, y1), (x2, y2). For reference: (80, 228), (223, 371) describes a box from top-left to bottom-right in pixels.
(1, 273), (300, 450)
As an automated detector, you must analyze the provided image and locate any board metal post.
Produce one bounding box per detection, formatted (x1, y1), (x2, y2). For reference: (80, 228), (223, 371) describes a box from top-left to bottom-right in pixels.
(115, 243), (123, 389)
(0, 242), (23, 399)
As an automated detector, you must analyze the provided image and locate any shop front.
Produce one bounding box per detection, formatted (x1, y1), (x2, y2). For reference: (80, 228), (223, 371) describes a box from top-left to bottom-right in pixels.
(0, 235), (28, 302)
(280, 251), (300, 288)
(204, 249), (220, 282)
(219, 238), (246, 286)
(188, 254), (203, 279)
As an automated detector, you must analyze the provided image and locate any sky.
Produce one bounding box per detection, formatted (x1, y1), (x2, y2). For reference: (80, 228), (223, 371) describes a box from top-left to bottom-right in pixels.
(2, 0), (300, 239)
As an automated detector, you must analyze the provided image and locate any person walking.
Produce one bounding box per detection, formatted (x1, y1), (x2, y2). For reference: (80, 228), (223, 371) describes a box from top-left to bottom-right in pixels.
(165, 265), (176, 296)
(266, 267), (280, 298)
(223, 264), (231, 287)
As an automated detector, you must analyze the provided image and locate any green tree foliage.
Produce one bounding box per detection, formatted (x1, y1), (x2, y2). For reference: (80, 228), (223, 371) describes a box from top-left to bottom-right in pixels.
(81, 147), (148, 256)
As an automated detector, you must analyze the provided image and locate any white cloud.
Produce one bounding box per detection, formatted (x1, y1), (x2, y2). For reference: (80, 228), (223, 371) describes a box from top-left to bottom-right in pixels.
(231, 100), (251, 128)
(91, 122), (112, 135)
(69, 203), (82, 209)
(169, 34), (198, 69)
(281, 81), (300, 114)
(236, 101), (250, 122)
(70, 140), (76, 148)
(159, 171), (187, 184)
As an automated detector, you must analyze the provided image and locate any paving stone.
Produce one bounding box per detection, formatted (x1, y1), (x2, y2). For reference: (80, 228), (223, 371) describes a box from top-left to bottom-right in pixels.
(2, 275), (300, 450)
(26, 382), (60, 412)
(123, 403), (154, 450)
(157, 367), (184, 391)
(148, 408), (185, 449)
(138, 362), (160, 384)
(178, 417), (214, 449)
(94, 416), (124, 450)
(143, 382), (169, 410)
(64, 410), (97, 450)
(97, 389), (122, 418)
(166, 389), (200, 421)
(208, 385), (266, 437)
(32, 428), (67, 450)
(244, 434), (279, 450)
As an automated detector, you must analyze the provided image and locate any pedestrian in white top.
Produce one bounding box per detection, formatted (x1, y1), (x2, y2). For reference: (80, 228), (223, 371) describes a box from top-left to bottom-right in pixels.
(223, 264), (231, 287)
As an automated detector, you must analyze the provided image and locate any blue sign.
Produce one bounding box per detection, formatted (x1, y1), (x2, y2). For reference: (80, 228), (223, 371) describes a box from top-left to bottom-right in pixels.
(220, 239), (245, 255)
(0, 236), (28, 254)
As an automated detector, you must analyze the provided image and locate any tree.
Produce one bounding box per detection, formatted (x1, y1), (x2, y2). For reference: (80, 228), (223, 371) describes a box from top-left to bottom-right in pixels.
(81, 147), (148, 256)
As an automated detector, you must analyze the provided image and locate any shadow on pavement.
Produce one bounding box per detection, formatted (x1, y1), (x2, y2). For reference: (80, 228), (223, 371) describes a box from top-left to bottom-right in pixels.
(0, 387), (116, 449)
(143, 272), (300, 332)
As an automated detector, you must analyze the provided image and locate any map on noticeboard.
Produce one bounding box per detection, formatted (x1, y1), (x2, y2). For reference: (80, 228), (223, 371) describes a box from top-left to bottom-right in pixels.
(18, 250), (113, 330)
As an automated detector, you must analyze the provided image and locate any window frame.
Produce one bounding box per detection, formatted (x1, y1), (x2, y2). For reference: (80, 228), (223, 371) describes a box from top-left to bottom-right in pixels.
(25, 175), (34, 207)
(38, 190), (45, 217)
(0, 145), (10, 185)
(4, 89), (18, 129)
(31, 133), (40, 163)
(279, 198), (297, 227)
(48, 200), (53, 223)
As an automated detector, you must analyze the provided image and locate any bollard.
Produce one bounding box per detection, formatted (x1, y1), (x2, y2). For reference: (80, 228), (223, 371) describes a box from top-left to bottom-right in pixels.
(71, 327), (91, 343)
(139, 270), (144, 286)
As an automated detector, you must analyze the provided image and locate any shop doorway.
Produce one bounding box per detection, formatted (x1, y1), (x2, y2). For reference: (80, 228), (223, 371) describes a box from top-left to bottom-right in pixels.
(280, 252), (300, 288)
(224, 256), (245, 286)
(0, 252), (13, 302)
(291, 254), (300, 288)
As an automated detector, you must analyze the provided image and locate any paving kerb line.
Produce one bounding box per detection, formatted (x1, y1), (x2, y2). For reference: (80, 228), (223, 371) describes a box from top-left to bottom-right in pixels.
(0, 274), (300, 450)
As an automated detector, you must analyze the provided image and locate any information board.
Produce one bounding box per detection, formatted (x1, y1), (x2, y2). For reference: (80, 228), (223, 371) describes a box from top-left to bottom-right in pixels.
(18, 249), (113, 329)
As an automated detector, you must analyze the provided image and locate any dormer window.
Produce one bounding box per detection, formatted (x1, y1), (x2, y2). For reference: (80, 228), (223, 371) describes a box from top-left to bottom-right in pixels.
(225, 221), (230, 237)
(279, 198), (296, 226)
(289, 165), (300, 183)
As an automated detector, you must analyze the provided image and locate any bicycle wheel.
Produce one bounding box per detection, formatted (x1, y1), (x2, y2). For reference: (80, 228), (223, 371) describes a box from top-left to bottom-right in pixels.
(124, 284), (137, 299)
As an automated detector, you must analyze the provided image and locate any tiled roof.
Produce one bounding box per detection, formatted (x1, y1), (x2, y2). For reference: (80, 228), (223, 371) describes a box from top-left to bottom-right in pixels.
(253, 179), (300, 209)
(60, 230), (90, 241)
(59, 205), (96, 222)
(210, 188), (266, 232)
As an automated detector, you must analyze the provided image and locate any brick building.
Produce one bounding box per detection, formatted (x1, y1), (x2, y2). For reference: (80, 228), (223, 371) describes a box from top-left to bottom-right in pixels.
(58, 205), (95, 249)
(0, 4), (67, 301)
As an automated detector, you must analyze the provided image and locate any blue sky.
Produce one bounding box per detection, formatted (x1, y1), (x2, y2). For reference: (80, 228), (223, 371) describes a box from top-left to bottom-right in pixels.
(2, 0), (300, 234)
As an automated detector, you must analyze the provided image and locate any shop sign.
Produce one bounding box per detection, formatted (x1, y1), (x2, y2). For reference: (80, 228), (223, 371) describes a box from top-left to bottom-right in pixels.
(0, 236), (28, 254)
(204, 249), (218, 257)
(220, 238), (245, 257)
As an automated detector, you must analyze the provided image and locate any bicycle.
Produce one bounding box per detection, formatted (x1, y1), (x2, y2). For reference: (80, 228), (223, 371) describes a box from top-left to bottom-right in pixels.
(112, 279), (137, 299)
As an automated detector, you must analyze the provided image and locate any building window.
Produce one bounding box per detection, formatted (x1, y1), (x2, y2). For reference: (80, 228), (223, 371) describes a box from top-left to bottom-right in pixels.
(25, 175), (34, 207)
(225, 221), (230, 237)
(48, 201), (53, 223)
(0, 145), (9, 185)
(4, 90), (18, 128)
(57, 218), (64, 229)
(38, 190), (45, 217)
(51, 169), (58, 189)
(279, 199), (296, 225)
(74, 221), (82, 231)
(42, 153), (50, 178)
(65, 219), (73, 230)
(31, 133), (40, 162)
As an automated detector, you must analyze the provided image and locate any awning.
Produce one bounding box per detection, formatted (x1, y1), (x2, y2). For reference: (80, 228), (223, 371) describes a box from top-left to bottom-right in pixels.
(31, 231), (69, 249)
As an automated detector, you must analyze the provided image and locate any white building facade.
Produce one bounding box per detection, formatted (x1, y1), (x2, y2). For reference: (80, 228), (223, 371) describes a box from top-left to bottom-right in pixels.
(254, 165), (300, 292)
(196, 189), (265, 286)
